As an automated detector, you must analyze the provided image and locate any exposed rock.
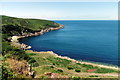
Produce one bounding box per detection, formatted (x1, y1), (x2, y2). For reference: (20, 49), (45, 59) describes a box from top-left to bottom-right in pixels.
(20, 43), (31, 50)
(6, 59), (33, 77)
(11, 24), (64, 50)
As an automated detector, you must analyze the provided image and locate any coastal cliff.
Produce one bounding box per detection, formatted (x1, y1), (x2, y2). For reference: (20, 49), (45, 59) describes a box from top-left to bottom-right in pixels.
(2, 15), (64, 49)
(2, 16), (119, 79)
(2, 15), (65, 79)
(19, 24), (64, 38)
(10, 25), (64, 50)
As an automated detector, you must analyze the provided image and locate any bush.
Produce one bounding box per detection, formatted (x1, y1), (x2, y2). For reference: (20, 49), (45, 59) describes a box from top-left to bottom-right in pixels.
(76, 63), (81, 65)
(55, 69), (63, 73)
(32, 62), (39, 67)
(72, 76), (80, 80)
(28, 58), (36, 64)
(89, 75), (98, 77)
(75, 69), (81, 72)
(67, 67), (74, 70)
(4, 54), (12, 58)
(50, 66), (54, 68)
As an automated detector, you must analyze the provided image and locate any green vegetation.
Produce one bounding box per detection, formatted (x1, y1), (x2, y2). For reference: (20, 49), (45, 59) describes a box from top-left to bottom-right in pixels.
(26, 51), (119, 78)
(89, 75), (99, 77)
(67, 66), (74, 70)
(2, 63), (15, 79)
(1, 15), (60, 79)
(75, 69), (81, 72)
(2, 15), (59, 31)
(72, 76), (80, 80)
(54, 69), (64, 73)
(1, 15), (119, 79)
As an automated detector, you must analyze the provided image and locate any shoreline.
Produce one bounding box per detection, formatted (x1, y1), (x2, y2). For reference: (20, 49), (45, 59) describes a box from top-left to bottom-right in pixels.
(10, 24), (64, 49)
(10, 24), (119, 71)
(26, 50), (119, 70)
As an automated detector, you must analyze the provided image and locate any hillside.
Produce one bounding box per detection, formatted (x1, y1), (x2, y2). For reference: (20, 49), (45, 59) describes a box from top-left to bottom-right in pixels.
(2, 15), (59, 31)
(2, 15), (60, 37)
(1, 15), (119, 80)
(1, 15), (63, 79)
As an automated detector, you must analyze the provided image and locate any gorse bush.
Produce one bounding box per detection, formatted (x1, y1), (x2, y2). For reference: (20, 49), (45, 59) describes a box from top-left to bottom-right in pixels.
(72, 76), (80, 80)
(28, 58), (36, 64)
(75, 69), (81, 72)
(76, 63), (81, 65)
(89, 75), (98, 77)
(54, 69), (63, 73)
(32, 62), (39, 67)
(67, 67), (74, 70)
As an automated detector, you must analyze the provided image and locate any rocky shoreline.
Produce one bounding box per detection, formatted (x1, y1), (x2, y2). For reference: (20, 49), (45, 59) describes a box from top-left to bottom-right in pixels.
(10, 24), (119, 71)
(19, 24), (64, 38)
(10, 24), (64, 49)
(27, 50), (119, 70)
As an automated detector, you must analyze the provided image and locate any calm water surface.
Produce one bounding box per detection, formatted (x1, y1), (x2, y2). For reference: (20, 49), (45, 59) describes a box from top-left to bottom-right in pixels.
(20, 20), (118, 66)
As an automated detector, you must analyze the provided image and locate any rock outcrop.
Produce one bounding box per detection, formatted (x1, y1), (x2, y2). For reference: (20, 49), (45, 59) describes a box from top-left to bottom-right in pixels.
(10, 24), (64, 50)
(19, 24), (64, 38)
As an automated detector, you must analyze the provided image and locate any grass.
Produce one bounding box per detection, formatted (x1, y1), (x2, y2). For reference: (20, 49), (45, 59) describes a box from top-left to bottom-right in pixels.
(2, 15), (59, 31)
(2, 15), (119, 78)
(25, 51), (119, 78)
(2, 15), (61, 79)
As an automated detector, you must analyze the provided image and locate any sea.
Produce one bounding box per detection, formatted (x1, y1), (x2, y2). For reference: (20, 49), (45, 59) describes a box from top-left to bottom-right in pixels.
(20, 20), (119, 66)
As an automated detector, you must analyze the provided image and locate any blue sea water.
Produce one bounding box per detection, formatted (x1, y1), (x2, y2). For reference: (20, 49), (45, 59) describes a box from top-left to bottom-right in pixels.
(20, 20), (118, 66)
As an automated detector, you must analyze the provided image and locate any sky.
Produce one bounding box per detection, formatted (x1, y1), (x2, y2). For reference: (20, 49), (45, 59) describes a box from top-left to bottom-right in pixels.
(0, 2), (118, 20)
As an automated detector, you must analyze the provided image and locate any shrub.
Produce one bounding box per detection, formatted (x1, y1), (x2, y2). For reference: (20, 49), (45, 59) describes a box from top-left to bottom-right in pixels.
(89, 75), (98, 77)
(53, 63), (55, 65)
(28, 58), (36, 64)
(50, 66), (54, 68)
(67, 67), (74, 70)
(55, 69), (63, 73)
(72, 76), (80, 80)
(32, 62), (39, 67)
(76, 63), (81, 65)
(4, 54), (12, 58)
(75, 69), (81, 72)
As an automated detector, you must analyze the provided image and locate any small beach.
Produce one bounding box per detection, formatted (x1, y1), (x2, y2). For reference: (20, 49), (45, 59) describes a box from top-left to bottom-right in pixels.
(11, 22), (119, 71)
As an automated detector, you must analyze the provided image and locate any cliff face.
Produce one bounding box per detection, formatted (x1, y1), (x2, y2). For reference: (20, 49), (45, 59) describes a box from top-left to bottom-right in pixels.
(2, 15), (64, 50)
(2, 15), (64, 37)
(19, 24), (64, 38)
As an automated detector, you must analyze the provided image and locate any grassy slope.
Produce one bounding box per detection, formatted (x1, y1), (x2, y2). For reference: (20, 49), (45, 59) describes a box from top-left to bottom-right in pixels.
(1, 15), (60, 79)
(26, 51), (119, 78)
(2, 15), (59, 31)
(1, 15), (119, 79)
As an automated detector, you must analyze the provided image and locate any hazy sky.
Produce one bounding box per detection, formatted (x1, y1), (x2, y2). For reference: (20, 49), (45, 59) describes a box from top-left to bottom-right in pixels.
(0, 2), (118, 20)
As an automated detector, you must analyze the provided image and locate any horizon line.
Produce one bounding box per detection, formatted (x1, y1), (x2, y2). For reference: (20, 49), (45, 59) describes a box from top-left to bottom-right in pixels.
(1, 15), (118, 21)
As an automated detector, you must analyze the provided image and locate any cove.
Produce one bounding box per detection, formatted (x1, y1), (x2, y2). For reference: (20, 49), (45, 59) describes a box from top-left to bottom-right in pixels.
(20, 20), (118, 66)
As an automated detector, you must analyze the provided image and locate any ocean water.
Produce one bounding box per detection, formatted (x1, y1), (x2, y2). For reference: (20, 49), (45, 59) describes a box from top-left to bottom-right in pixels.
(20, 20), (118, 66)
